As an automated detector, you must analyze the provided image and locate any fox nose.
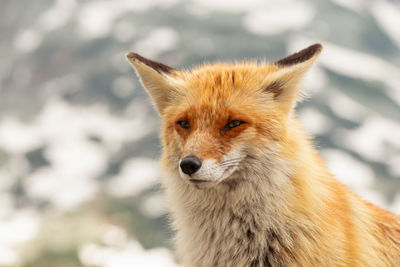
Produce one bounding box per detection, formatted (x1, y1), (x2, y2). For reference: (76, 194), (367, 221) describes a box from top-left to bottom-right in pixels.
(180, 155), (202, 175)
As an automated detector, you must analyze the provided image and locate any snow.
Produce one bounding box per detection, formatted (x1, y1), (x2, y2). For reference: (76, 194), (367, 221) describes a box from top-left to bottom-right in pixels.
(113, 21), (137, 43)
(0, 210), (40, 266)
(112, 76), (136, 98)
(299, 107), (332, 135)
(322, 149), (375, 189)
(77, 1), (116, 39)
(2, 0), (400, 265)
(371, 1), (400, 49)
(79, 241), (180, 267)
(391, 194), (400, 214)
(0, 98), (153, 211)
(331, 0), (366, 13)
(25, 162), (101, 211)
(335, 116), (400, 162)
(327, 89), (367, 122)
(387, 155), (400, 178)
(0, 118), (42, 154)
(132, 27), (180, 58)
(141, 193), (167, 218)
(0, 98), (151, 155)
(243, 2), (314, 35)
(106, 158), (160, 197)
(189, 0), (265, 13)
(77, 0), (180, 39)
(302, 66), (329, 95)
(13, 29), (42, 53)
(37, 0), (78, 32)
(289, 36), (400, 106)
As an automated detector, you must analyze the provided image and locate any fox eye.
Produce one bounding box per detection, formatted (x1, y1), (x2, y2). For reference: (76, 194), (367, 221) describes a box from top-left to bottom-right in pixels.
(177, 120), (190, 129)
(223, 120), (245, 130)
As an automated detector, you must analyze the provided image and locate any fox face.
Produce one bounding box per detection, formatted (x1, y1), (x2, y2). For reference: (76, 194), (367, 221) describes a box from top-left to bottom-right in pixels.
(167, 83), (259, 188)
(127, 44), (322, 188)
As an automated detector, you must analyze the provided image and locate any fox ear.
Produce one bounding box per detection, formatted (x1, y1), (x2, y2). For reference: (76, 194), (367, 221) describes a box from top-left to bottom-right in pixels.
(265, 43), (322, 113)
(125, 52), (181, 115)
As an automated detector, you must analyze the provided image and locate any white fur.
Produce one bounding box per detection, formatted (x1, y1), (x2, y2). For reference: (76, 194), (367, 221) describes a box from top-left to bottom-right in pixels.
(178, 145), (246, 188)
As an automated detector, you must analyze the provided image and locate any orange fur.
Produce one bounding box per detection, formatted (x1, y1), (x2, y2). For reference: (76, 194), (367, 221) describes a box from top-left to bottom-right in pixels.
(126, 44), (400, 266)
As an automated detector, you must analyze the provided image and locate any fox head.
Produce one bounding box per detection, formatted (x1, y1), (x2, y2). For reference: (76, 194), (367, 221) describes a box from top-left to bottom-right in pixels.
(126, 44), (322, 189)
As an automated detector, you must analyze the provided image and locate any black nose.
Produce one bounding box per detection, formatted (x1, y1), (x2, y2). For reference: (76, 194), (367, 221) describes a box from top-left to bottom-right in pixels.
(180, 155), (202, 175)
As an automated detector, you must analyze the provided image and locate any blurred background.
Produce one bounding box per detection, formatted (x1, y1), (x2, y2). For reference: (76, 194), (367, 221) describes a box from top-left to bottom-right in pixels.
(1, 0), (400, 266)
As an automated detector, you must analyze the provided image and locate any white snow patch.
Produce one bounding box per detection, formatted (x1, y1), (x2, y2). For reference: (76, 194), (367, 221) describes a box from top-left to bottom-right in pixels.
(298, 107), (332, 135)
(243, 1), (314, 35)
(371, 1), (400, 49)
(190, 0), (266, 13)
(0, 194), (14, 220)
(321, 149), (375, 189)
(37, 0), (78, 32)
(331, 0), (366, 13)
(112, 76), (136, 98)
(25, 166), (100, 211)
(356, 188), (388, 210)
(0, 246), (17, 266)
(46, 137), (107, 178)
(14, 29), (42, 53)
(77, 1), (117, 39)
(302, 66), (329, 95)
(141, 193), (167, 218)
(106, 158), (160, 197)
(0, 118), (42, 154)
(288, 37), (400, 105)
(190, 0), (315, 33)
(77, 0), (180, 39)
(387, 155), (400, 178)
(0, 98), (150, 155)
(189, 0), (313, 15)
(322, 150), (389, 209)
(102, 225), (129, 247)
(79, 241), (179, 267)
(391, 194), (400, 214)
(113, 21), (136, 42)
(0, 98), (152, 210)
(327, 89), (367, 122)
(133, 27), (179, 58)
(335, 116), (400, 162)
(0, 210), (39, 265)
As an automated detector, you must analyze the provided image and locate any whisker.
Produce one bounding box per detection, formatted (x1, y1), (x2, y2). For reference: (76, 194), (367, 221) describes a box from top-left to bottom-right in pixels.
(221, 159), (241, 163)
(220, 162), (241, 167)
(221, 157), (246, 164)
(208, 163), (240, 170)
(222, 157), (244, 162)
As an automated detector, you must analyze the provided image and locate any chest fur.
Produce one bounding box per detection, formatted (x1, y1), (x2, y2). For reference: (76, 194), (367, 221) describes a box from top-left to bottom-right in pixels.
(175, 201), (291, 267)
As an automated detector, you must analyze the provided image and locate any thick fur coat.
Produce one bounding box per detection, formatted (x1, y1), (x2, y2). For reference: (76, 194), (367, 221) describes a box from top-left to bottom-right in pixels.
(126, 44), (400, 266)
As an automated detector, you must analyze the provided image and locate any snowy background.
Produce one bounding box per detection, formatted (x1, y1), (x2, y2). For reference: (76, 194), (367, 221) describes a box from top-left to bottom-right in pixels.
(1, 0), (400, 266)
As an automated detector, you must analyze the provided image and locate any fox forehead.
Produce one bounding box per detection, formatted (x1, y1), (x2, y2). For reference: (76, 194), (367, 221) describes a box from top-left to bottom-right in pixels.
(185, 63), (279, 98)
(166, 63), (280, 117)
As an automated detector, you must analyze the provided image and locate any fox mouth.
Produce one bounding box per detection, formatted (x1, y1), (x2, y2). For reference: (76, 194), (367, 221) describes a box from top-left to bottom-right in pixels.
(189, 179), (209, 184)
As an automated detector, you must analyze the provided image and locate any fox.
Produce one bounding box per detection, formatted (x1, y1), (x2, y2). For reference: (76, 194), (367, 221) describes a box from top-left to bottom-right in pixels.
(126, 44), (400, 266)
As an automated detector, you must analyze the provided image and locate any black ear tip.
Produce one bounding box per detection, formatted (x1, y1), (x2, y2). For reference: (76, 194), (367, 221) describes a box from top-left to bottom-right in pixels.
(126, 52), (137, 59)
(309, 43), (323, 53)
(125, 52), (144, 61)
(125, 52), (175, 74)
(274, 43), (323, 67)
